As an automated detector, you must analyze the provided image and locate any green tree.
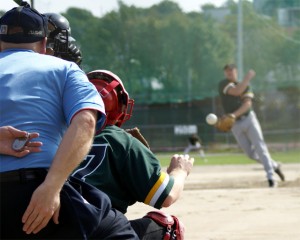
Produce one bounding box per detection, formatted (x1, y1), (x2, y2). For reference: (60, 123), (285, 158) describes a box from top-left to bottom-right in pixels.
(63, 0), (298, 104)
(261, 0), (300, 16)
(222, 1), (289, 91)
(63, 1), (234, 103)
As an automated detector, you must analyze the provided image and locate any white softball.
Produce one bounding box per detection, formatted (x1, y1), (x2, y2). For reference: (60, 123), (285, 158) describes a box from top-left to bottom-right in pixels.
(206, 113), (218, 125)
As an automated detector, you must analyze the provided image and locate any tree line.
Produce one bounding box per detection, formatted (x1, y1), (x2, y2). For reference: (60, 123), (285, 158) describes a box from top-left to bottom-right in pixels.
(1, 0), (299, 104)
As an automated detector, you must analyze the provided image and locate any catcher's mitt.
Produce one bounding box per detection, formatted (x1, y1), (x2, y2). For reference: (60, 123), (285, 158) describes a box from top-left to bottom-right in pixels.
(143, 210), (185, 240)
(215, 114), (236, 132)
(125, 127), (150, 149)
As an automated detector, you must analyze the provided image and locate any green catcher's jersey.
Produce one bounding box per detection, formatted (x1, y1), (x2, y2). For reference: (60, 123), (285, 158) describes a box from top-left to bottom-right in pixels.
(72, 125), (174, 213)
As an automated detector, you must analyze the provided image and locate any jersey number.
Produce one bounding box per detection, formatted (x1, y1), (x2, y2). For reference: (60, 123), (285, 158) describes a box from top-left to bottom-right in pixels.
(72, 144), (108, 181)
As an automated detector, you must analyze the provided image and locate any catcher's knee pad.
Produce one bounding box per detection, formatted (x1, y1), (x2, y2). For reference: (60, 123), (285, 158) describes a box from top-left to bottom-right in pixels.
(143, 210), (185, 240)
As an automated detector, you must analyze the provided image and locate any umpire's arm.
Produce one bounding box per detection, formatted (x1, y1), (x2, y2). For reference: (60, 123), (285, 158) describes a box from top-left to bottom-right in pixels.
(22, 109), (97, 235)
(44, 109), (97, 191)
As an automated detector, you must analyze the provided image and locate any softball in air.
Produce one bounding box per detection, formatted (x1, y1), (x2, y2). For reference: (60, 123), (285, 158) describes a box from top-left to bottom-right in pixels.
(206, 113), (218, 125)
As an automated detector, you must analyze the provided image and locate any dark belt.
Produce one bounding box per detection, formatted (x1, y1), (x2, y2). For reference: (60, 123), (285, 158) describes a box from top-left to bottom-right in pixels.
(0, 168), (47, 183)
(236, 111), (251, 121)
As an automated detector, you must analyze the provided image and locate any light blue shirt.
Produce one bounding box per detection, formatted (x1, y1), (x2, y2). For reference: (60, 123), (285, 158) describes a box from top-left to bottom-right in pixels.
(0, 49), (105, 172)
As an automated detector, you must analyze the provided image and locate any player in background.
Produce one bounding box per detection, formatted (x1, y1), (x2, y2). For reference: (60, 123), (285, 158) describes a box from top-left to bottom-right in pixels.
(218, 64), (285, 187)
(184, 134), (207, 162)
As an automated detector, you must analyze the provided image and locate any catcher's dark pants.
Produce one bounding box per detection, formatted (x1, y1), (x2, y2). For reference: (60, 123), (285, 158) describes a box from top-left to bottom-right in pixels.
(130, 218), (164, 240)
(0, 168), (138, 239)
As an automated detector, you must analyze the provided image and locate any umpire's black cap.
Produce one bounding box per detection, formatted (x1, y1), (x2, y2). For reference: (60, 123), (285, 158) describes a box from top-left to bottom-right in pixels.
(0, 2), (48, 43)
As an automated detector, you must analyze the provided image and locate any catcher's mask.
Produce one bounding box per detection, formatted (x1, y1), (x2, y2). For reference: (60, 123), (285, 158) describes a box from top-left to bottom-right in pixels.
(44, 12), (70, 56)
(87, 70), (134, 128)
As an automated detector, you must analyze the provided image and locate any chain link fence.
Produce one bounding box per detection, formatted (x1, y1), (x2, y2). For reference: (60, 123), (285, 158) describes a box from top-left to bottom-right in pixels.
(123, 91), (300, 153)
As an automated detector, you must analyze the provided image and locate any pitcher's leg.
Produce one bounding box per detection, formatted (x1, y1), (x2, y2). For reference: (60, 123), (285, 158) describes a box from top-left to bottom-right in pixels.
(231, 122), (260, 163)
(246, 113), (275, 182)
(184, 144), (192, 154)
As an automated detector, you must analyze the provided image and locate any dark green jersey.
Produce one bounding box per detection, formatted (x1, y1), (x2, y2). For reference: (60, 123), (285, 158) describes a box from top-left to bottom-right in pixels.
(72, 125), (174, 213)
(218, 79), (254, 114)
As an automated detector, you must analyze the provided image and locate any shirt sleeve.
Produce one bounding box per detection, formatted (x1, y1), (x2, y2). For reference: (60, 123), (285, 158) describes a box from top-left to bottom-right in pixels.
(223, 82), (235, 95)
(241, 86), (254, 99)
(63, 63), (106, 130)
(144, 171), (174, 208)
(218, 79), (233, 96)
(123, 135), (174, 209)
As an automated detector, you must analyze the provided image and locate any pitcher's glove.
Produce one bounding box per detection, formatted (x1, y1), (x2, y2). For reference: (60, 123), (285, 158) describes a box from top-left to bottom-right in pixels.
(125, 127), (150, 149)
(215, 114), (236, 132)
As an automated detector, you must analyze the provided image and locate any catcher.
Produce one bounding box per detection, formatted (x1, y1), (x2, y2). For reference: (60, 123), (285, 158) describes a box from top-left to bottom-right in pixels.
(218, 64), (285, 187)
(46, 16), (190, 239)
(72, 70), (191, 240)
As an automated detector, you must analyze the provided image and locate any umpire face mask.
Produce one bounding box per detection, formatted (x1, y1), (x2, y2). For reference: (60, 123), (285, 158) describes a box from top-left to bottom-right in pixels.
(46, 19), (69, 56)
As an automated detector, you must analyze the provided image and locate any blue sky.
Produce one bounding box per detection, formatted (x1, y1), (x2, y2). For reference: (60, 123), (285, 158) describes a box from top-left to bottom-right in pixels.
(1, 0), (238, 17)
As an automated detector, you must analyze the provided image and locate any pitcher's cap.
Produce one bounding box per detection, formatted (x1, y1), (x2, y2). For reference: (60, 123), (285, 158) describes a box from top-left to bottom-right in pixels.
(0, 3), (48, 43)
(223, 64), (237, 70)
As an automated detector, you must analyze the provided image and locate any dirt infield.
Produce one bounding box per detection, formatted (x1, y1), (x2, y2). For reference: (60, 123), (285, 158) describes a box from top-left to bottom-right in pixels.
(126, 163), (300, 240)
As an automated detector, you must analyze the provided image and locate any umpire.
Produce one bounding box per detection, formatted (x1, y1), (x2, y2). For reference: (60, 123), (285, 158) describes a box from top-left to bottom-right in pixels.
(0, 3), (138, 239)
(218, 64), (285, 187)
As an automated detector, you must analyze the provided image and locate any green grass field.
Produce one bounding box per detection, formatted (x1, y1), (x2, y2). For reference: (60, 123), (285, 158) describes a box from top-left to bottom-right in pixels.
(155, 149), (300, 166)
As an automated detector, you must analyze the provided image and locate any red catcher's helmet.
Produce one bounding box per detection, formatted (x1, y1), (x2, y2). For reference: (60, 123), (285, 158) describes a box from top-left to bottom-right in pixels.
(87, 70), (134, 127)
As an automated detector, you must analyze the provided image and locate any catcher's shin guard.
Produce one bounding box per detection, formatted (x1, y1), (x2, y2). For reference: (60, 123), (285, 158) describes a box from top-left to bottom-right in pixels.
(143, 210), (185, 240)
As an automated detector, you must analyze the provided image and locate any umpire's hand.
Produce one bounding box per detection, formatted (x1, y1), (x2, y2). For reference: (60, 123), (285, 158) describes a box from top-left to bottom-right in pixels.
(0, 126), (42, 157)
(22, 182), (61, 234)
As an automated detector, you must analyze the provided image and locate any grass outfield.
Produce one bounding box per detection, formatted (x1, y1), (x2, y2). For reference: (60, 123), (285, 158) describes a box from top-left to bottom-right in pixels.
(155, 149), (300, 166)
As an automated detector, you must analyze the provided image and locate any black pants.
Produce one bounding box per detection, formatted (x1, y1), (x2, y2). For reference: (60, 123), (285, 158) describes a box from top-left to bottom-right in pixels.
(130, 218), (165, 240)
(0, 169), (138, 239)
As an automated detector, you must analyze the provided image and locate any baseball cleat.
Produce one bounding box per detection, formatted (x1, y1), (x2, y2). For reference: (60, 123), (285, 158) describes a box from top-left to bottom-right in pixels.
(268, 179), (278, 188)
(274, 164), (285, 181)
